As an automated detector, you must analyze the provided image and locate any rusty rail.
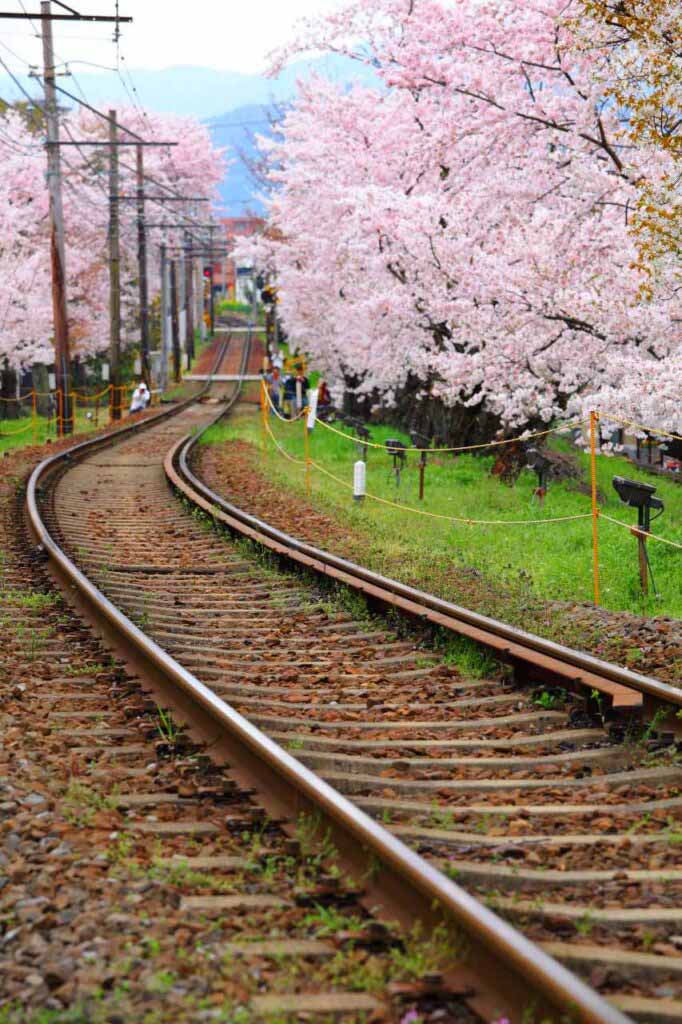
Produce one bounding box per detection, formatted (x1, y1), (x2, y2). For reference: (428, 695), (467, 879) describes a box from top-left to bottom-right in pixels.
(174, 424), (682, 730)
(25, 366), (632, 1024)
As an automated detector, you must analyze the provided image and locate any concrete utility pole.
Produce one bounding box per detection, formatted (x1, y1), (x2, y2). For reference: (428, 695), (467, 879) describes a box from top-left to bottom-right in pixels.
(41, 0), (72, 436)
(170, 260), (181, 383)
(196, 261), (206, 343)
(184, 232), (195, 364)
(136, 144), (151, 385)
(108, 109), (122, 420)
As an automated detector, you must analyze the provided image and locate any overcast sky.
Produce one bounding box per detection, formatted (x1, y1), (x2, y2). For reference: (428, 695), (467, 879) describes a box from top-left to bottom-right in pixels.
(0, 0), (342, 75)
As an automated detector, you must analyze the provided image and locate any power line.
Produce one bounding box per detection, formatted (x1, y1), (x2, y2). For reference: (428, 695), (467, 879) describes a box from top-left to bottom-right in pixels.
(25, 72), (214, 228)
(0, 9), (132, 23)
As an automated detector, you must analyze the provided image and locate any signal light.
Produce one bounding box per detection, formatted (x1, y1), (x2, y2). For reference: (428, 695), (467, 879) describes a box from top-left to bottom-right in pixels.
(612, 475), (665, 596)
(526, 446), (551, 506)
(203, 267), (212, 279)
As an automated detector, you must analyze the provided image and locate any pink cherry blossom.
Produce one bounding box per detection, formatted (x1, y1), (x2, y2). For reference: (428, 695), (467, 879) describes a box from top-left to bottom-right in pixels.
(0, 105), (225, 372)
(245, 0), (680, 435)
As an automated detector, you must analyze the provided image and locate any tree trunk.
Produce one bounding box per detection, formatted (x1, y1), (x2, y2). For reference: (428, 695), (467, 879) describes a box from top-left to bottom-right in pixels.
(0, 362), (21, 421)
(340, 371), (552, 450)
(32, 364), (52, 418)
(390, 385), (501, 448)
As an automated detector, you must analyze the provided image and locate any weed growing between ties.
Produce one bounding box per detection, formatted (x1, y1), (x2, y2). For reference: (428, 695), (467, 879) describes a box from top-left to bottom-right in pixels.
(433, 632), (499, 679)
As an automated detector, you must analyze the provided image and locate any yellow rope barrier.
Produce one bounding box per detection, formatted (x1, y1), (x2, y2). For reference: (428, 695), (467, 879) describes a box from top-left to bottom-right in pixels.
(315, 414), (588, 454)
(262, 383), (307, 422)
(0, 419), (35, 437)
(264, 414), (592, 528)
(263, 414), (306, 465)
(600, 514), (682, 552)
(0, 392), (34, 403)
(303, 409), (312, 497)
(590, 411), (600, 606)
(32, 389), (38, 444)
(596, 411), (682, 446)
(72, 385), (111, 401)
(311, 458), (593, 527)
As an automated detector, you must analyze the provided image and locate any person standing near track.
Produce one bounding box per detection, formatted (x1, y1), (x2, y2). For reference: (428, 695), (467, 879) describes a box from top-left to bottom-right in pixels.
(266, 367), (282, 413)
(282, 373), (296, 418)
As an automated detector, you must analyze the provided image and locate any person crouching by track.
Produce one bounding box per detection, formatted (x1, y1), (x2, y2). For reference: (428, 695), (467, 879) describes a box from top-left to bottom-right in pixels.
(129, 381), (150, 416)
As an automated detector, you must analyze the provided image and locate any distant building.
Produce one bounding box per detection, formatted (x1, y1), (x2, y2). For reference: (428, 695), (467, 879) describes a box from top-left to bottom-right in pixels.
(212, 216), (264, 302)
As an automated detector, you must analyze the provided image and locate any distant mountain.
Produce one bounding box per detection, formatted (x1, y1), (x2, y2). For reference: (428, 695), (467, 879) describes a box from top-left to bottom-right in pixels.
(207, 103), (277, 216)
(0, 55), (378, 214)
(0, 54), (377, 119)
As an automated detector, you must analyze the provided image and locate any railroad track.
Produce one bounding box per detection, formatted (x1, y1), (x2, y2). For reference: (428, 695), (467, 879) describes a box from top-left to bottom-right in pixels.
(22, 335), (682, 1023)
(3, 470), (434, 1023)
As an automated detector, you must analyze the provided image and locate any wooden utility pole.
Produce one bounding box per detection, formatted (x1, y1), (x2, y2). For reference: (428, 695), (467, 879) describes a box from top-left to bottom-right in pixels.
(170, 260), (181, 383)
(41, 0), (72, 436)
(136, 144), (151, 385)
(178, 243), (187, 372)
(108, 109), (122, 420)
(160, 243), (169, 390)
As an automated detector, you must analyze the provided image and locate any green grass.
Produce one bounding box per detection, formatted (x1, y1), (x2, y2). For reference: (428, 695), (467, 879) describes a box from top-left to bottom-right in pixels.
(0, 408), (101, 456)
(0, 373), (208, 455)
(216, 298), (265, 324)
(201, 409), (682, 621)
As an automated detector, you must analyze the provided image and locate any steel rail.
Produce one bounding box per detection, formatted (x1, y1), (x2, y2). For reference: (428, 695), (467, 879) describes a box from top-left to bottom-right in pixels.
(24, 352), (629, 1024)
(160, 465), (635, 1020)
(173, 426), (682, 729)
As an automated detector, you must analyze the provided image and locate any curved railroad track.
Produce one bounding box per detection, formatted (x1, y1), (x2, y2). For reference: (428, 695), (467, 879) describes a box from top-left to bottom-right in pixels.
(23, 331), (682, 1023)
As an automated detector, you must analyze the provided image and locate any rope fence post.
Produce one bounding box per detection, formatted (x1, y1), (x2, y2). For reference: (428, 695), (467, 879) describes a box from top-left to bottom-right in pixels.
(304, 408), (312, 498)
(31, 389), (38, 445)
(260, 378), (268, 456)
(590, 410), (600, 606)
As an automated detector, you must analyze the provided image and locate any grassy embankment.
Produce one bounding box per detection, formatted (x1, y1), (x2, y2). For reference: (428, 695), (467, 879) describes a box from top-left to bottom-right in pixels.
(0, 328), (214, 456)
(0, 408), (100, 457)
(201, 406), (682, 623)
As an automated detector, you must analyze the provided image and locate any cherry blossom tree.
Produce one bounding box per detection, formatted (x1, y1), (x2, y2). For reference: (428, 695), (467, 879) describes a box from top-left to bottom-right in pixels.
(0, 102), (224, 406)
(249, 0), (680, 440)
(570, 0), (681, 276)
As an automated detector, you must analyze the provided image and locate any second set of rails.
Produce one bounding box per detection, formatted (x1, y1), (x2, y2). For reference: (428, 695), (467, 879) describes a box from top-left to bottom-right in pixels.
(24, 328), (682, 1023)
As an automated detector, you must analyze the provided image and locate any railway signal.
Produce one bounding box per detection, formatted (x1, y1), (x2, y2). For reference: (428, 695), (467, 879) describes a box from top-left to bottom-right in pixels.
(386, 438), (407, 488)
(612, 476), (664, 596)
(410, 429), (430, 500)
(526, 446), (551, 507)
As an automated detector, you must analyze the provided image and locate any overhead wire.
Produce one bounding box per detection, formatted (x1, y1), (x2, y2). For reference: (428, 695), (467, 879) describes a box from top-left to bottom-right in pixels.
(0, 44), (113, 212)
(4, 18), (218, 235)
(9, 72), (214, 235)
(1, 10), (220, 324)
